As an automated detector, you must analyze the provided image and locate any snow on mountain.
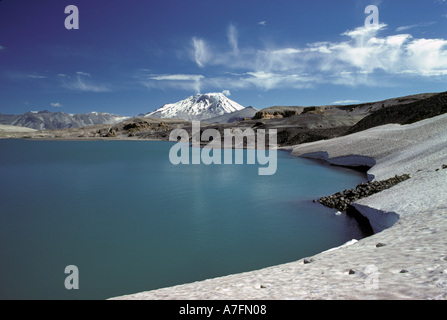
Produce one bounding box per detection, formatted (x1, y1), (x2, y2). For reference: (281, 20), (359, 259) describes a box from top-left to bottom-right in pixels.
(143, 93), (245, 121)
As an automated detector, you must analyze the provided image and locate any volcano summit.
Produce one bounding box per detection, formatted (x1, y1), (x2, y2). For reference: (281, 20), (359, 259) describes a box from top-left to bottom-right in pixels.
(142, 93), (245, 121)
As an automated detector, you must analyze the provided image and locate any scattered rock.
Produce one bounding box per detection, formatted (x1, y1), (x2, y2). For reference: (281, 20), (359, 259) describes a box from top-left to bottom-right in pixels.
(303, 258), (314, 264)
(442, 164), (447, 169)
(400, 269), (409, 273)
(348, 269), (356, 275)
(376, 243), (387, 248)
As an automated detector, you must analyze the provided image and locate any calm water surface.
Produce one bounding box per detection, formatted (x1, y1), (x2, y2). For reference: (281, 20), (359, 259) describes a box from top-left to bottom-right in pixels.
(0, 139), (367, 299)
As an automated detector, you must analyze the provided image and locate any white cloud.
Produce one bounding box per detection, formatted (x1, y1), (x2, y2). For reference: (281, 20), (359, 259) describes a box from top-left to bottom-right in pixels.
(76, 71), (91, 77)
(396, 21), (436, 32)
(405, 38), (447, 75)
(227, 24), (239, 54)
(279, 23), (447, 79)
(51, 102), (63, 107)
(27, 74), (47, 79)
(272, 48), (302, 55)
(7, 72), (47, 80)
(244, 71), (313, 91)
(143, 73), (204, 94)
(178, 22), (447, 92)
(257, 21), (267, 26)
(149, 74), (204, 81)
(73, 79), (110, 92)
(222, 90), (231, 96)
(192, 37), (209, 68)
(61, 72), (110, 92)
(332, 100), (361, 105)
(330, 30), (447, 77)
(340, 23), (388, 47)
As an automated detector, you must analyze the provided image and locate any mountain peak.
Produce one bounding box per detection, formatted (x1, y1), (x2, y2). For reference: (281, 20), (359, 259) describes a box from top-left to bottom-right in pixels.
(144, 92), (245, 121)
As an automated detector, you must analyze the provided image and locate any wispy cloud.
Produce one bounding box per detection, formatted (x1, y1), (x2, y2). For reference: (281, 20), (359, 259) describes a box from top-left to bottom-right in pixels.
(257, 21), (267, 26)
(142, 21), (447, 94)
(61, 72), (111, 92)
(227, 24), (239, 54)
(6, 72), (47, 80)
(396, 21), (436, 32)
(244, 71), (314, 91)
(142, 73), (205, 94)
(27, 74), (47, 79)
(76, 71), (92, 77)
(183, 22), (447, 91)
(192, 37), (209, 68)
(148, 74), (204, 81)
(332, 99), (361, 105)
(50, 102), (63, 107)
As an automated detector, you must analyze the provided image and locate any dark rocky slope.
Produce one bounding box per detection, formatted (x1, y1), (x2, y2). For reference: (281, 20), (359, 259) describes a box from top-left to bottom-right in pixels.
(348, 91), (447, 134)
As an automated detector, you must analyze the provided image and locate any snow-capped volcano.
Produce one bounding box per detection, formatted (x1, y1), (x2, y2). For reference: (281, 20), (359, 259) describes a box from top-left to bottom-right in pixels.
(143, 93), (245, 121)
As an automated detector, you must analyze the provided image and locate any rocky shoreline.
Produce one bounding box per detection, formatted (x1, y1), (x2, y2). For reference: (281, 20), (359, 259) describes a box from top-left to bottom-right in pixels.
(317, 174), (411, 212)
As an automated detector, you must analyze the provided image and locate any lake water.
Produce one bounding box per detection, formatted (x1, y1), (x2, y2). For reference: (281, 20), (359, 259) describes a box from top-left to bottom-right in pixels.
(0, 139), (367, 300)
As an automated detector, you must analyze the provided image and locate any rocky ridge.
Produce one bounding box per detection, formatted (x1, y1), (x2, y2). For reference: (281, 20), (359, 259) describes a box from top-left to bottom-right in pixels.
(348, 91), (447, 134)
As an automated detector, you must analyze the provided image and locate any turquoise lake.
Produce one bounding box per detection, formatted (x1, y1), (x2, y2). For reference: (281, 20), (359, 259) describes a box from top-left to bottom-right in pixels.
(0, 139), (368, 299)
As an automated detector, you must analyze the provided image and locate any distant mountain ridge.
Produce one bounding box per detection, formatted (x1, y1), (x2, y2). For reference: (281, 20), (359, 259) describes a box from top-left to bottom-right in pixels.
(0, 92), (245, 130)
(142, 93), (245, 121)
(0, 110), (129, 130)
(1, 91), (443, 131)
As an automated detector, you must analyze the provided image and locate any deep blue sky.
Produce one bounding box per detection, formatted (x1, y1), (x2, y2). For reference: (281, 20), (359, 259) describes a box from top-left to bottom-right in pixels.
(1, 0), (446, 116)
